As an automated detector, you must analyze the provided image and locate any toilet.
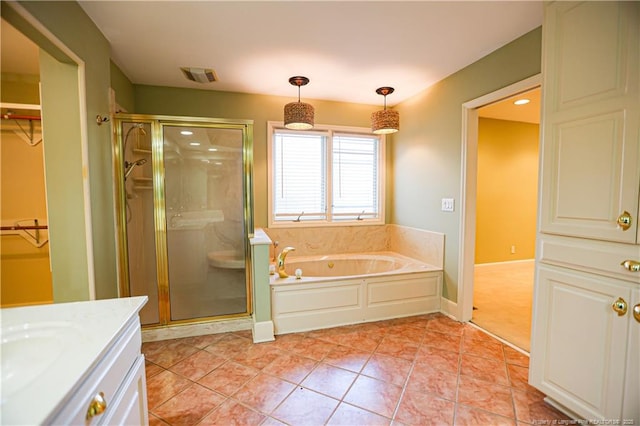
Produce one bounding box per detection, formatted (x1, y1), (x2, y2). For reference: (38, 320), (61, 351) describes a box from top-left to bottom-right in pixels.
(207, 250), (245, 269)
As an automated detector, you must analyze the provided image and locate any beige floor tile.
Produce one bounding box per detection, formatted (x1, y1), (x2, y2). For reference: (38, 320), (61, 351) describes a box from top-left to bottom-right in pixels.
(142, 315), (563, 426)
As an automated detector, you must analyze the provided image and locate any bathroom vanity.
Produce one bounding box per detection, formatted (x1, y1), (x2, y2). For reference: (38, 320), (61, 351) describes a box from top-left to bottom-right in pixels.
(0, 296), (148, 425)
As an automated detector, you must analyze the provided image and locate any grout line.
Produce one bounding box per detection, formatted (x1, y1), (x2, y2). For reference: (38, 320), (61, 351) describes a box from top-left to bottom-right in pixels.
(451, 323), (465, 425)
(502, 342), (520, 423)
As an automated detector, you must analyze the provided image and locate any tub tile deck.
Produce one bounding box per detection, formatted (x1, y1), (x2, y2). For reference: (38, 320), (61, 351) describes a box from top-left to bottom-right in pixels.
(144, 313), (570, 426)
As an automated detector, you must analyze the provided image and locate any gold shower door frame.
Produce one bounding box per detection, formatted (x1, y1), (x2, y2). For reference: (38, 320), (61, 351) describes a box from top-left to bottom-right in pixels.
(113, 114), (254, 327)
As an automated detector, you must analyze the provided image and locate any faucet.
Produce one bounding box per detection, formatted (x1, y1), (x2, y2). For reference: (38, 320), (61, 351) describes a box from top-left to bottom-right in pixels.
(276, 246), (295, 278)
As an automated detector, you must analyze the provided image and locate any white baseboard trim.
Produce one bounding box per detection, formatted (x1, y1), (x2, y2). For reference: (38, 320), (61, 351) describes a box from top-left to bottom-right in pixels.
(474, 259), (535, 267)
(252, 320), (275, 343)
(440, 297), (459, 320)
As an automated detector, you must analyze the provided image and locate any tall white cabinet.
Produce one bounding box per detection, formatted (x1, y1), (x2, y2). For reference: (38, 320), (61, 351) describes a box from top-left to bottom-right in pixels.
(530, 1), (640, 423)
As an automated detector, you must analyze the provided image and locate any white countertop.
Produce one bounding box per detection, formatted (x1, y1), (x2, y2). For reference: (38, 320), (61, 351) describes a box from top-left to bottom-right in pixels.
(0, 296), (147, 425)
(250, 228), (272, 245)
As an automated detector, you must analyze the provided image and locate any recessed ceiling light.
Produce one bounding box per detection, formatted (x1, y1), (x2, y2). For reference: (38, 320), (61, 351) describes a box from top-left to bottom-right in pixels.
(189, 142), (201, 146)
(208, 148), (218, 152)
(514, 99), (530, 105)
(180, 130), (193, 136)
(214, 162), (223, 166)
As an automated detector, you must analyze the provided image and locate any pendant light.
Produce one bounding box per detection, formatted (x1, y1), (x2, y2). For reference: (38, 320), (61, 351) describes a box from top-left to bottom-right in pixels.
(371, 87), (399, 134)
(284, 76), (314, 130)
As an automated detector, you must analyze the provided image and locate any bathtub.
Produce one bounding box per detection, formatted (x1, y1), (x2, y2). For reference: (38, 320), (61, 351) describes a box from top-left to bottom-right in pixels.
(279, 252), (434, 279)
(270, 251), (442, 334)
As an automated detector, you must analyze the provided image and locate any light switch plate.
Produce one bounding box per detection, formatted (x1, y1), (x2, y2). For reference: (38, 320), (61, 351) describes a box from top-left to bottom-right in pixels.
(441, 198), (455, 212)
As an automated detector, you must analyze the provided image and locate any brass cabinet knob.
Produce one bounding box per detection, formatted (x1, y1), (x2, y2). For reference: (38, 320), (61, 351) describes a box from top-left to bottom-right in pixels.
(86, 392), (107, 421)
(633, 304), (640, 324)
(612, 297), (628, 316)
(617, 211), (632, 231)
(621, 260), (640, 272)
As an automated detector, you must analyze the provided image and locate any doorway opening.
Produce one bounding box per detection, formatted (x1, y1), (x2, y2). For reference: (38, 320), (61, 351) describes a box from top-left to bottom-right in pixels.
(2, 2), (94, 303)
(1, 19), (51, 307)
(459, 75), (541, 352)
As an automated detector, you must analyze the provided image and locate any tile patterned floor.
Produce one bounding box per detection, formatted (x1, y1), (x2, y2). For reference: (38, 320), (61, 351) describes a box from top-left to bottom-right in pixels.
(143, 313), (570, 425)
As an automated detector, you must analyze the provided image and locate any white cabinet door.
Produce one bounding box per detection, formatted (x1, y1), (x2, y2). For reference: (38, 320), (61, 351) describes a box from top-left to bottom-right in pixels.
(539, 1), (640, 243)
(530, 265), (632, 420)
(99, 355), (149, 426)
(623, 287), (639, 422)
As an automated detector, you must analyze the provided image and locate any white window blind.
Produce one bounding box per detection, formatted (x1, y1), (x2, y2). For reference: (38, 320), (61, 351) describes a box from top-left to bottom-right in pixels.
(332, 134), (379, 220)
(271, 125), (383, 225)
(273, 132), (327, 221)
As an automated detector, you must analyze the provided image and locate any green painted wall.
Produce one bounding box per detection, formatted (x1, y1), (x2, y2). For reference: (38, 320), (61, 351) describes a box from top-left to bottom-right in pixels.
(110, 61), (135, 113)
(251, 242), (271, 323)
(7, 1), (119, 300)
(39, 50), (90, 301)
(133, 86), (386, 228)
(392, 27), (542, 302)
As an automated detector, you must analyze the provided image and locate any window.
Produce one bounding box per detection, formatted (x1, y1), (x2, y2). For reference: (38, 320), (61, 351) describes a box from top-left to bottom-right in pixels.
(268, 122), (385, 226)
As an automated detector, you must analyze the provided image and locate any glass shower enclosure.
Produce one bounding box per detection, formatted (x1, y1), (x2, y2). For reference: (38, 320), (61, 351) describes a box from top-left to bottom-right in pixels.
(114, 115), (253, 326)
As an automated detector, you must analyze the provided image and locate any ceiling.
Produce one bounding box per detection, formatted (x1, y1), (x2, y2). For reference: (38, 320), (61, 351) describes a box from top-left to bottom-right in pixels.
(74, 1), (542, 106)
(2, 1), (543, 120)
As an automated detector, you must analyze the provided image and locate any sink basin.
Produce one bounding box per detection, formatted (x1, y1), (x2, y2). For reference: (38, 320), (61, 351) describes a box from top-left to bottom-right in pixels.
(1, 321), (80, 399)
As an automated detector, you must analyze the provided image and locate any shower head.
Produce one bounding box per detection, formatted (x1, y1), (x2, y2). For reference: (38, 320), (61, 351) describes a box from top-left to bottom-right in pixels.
(124, 158), (147, 180)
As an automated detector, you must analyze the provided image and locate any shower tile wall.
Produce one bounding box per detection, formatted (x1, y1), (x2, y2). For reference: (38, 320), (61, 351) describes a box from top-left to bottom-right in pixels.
(123, 122), (158, 325)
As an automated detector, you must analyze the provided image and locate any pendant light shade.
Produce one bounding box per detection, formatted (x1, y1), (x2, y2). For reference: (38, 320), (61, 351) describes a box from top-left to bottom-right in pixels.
(371, 87), (399, 134)
(284, 76), (314, 130)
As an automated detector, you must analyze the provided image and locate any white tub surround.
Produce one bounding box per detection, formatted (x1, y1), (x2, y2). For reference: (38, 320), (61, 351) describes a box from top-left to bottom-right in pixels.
(250, 228), (275, 343)
(270, 252), (442, 334)
(265, 225), (445, 335)
(0, 296), (148, 425)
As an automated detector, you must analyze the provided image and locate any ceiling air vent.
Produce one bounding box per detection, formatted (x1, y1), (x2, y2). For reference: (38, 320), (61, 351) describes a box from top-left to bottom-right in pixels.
(180, 67), (218, 83)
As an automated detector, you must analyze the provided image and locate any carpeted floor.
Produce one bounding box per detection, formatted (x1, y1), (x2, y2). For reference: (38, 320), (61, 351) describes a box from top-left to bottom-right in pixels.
(472, 260), (534, 352)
